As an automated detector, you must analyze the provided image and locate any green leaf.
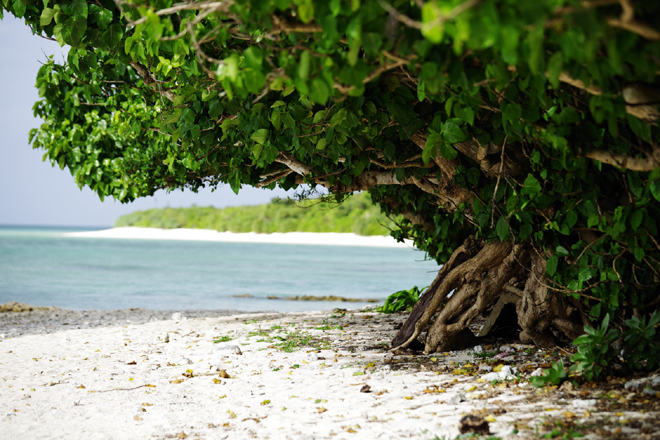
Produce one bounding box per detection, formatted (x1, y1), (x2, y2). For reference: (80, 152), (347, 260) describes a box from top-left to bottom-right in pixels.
(496, 216), (509, 241)
(502, 102), (522, 125)
(441, 119), (468, 144)
(466, 168), (480, 186)
(61, 15), (87, 47)
(651, 180), (660, 203)
(547, 52), (563, 88)
(520, 174), (542, 195)
(630, 210), (643, 229)
(65, 0), (88, 18)
(316, 138), (328, 150)
(455, 107), (474, 126)
(566, 211), (578, 229)
(423, 131), (440, 165)
(439, 143), (458, 160)
(421, 3), (444, 43)
(546, 256), (559, 276)
(12, 0), (26, 17)
(53, 22), (66, 46)
(40, 8), (56, 26)
(556, 246), (569, 257)
(103, 23), (123, 48)
(251, 129), (270, 145)
(634, 246), (645, 262)
(94, 8), (113, 30)
(298, 51), (311, 82)
(309, 78), (330, 104)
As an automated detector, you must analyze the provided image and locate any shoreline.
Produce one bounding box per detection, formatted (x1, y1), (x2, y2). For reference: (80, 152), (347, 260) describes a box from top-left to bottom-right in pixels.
(64, 227), (415, 248)
(2, 309), (658, 439)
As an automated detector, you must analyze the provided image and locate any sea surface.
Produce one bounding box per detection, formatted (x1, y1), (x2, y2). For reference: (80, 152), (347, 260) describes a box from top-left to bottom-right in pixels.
(0, 226), (439, 313)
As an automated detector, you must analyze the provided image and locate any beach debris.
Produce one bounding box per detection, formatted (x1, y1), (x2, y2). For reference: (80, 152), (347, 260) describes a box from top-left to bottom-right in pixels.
(360, 385), (371, 393)
(266, 295), (378, 302)
(171, 313), (185, 321)
(458, 414), (490, 435)
(164, 333), (170, 343)
(218, 370), (230, 379)
(624, 374), (660, 391)
(212, 344), (242, 357)
(177, 358), (193, 365)
(572, 399), (598, 408)
(530, 368), (544, 377)
(447, 393), (466, 404)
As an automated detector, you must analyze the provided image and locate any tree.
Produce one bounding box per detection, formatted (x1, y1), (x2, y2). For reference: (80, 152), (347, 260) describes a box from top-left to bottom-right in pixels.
(4, 0), (660, 362)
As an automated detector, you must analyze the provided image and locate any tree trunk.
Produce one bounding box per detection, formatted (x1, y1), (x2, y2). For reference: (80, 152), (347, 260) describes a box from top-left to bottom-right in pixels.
(391, 237), (586, 352)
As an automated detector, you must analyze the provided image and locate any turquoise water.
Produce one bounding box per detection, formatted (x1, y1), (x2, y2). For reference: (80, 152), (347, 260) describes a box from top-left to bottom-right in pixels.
(0, 226), (439, 312)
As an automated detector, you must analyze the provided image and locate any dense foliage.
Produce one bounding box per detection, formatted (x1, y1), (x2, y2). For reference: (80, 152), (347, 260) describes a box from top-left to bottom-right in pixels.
(5, 0), (660, 370)
(115, 192), (396, 235)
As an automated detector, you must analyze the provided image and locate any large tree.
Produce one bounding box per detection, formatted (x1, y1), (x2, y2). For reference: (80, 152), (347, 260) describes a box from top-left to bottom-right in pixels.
(4, 0), (660, 361)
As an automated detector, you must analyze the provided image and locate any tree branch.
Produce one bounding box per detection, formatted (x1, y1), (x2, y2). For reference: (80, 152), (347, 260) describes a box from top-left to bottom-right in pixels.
(583, 146), (660, 171)
(128, 62), (176, 102)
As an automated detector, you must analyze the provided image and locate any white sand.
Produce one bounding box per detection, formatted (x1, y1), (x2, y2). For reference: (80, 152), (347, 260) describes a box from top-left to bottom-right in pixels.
(64, 228), (414, 248)
(2, 309), (642, 440)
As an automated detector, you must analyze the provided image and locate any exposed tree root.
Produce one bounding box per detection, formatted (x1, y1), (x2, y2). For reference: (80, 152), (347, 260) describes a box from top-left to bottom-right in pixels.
(391, 237), (587, 352)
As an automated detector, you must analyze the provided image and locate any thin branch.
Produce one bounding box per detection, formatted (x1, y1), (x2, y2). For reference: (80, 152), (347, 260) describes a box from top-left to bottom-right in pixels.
(255, 169), (293, 188)
(128, 61), (176, 102)
(117, 0), (231, 26)
(490, 135), (508, 228)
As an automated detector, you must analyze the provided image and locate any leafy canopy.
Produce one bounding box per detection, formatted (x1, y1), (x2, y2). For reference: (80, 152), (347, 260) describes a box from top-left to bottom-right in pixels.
(4, 0), (660, 341)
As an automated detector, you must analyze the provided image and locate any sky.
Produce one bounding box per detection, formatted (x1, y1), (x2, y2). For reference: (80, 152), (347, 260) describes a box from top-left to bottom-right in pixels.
(0, 15), (295, 227)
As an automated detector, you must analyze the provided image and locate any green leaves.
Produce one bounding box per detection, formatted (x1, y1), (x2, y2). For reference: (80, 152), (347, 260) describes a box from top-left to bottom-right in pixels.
(520, 174), (542, 196)
(61, 15), (87, 47)
(496, 216), (509, 241)
(103, 24), (123, 47)
(40, 8), (56, 26)
(251, 129), (270, 146)
(441, 119), (467, 144)
(530, 360), (569, 388)
(570, 314), (620, 381)
(421, 3), (444, 43)
(378, 286), (427, 313)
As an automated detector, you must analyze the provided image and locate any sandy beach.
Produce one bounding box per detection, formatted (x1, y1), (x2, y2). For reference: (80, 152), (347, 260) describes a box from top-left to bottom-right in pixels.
(65, 228), (414, 248)
(2, 308), (659, 440)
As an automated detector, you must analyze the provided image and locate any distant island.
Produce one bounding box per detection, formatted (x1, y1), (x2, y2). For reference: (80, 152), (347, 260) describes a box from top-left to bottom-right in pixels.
(115, 193), (397, 236)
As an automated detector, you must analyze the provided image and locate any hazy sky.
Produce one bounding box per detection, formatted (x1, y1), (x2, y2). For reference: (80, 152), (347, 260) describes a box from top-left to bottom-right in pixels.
(0, 15), (295, 227)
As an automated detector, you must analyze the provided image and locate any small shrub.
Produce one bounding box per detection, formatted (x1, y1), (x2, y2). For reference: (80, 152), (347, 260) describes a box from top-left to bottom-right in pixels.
(530, 360), (570, 388)
(378, 285), (427, 313)
(570, 314), (620, 381)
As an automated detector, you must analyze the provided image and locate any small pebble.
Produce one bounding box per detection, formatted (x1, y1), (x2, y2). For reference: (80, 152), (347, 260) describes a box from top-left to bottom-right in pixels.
(478, 365), (492, 372)
(171, 312), (184, 321)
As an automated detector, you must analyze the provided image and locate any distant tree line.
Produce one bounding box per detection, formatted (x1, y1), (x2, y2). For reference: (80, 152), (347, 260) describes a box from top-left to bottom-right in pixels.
(115, 193), (397, 236)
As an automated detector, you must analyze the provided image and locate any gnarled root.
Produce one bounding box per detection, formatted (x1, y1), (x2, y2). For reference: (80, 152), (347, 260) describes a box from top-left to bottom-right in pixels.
(391, 238), (587, 353)
(516, 252), (585, 348)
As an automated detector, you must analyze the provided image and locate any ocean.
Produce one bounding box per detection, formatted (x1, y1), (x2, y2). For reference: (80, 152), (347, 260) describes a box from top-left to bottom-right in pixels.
(0, 226), (439, 312)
